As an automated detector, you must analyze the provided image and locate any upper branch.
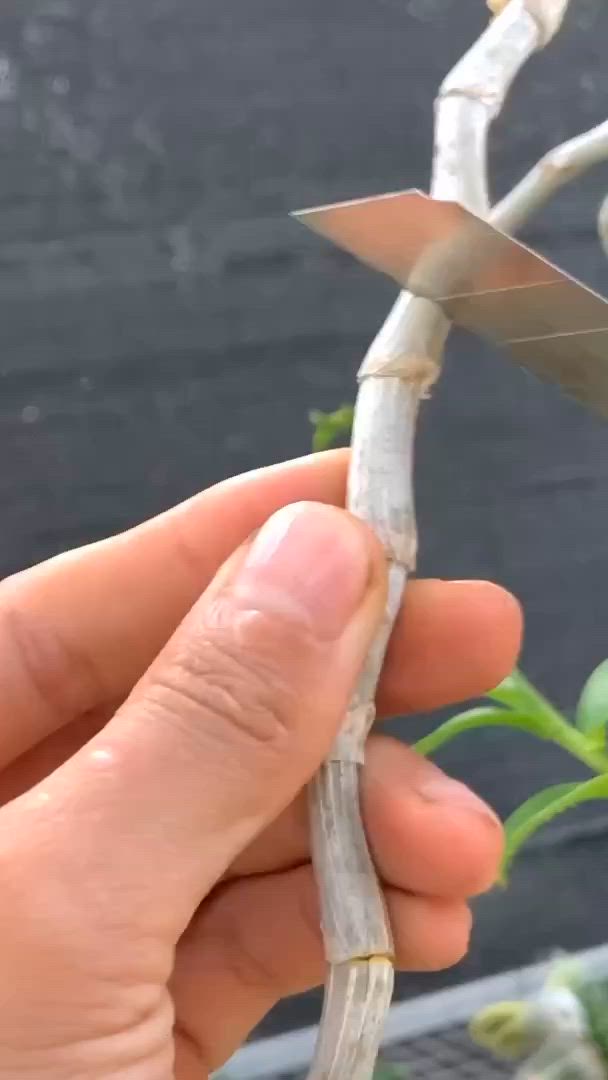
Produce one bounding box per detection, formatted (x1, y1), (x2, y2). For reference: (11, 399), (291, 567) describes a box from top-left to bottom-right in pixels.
(434, 0), (548, 210)
(493, 119), (608, 233)
(361, 0), (558, 381)
(487, 0), (570, 46)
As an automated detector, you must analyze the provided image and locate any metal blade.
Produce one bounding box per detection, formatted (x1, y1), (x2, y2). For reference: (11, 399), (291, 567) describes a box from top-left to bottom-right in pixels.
(292, 189), (608, 418)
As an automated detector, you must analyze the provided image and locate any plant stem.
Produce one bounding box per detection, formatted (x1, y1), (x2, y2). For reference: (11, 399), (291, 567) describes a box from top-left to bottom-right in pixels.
(492, 118), (608, 234)
(495, 672), (608, 774)
(536, 707), (608, 775)
(415, 700), (608, 774)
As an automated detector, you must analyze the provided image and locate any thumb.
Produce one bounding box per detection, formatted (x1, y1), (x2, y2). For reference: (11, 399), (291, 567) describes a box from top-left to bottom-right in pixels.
(26, 501), (387, 936)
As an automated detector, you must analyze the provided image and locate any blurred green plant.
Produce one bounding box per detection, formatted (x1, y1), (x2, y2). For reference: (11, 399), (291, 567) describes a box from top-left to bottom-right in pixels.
(309, 406), (354, 452)
(470, 954), (608, 1079)
(372, 1060), (409, 1080)
(415, 666), (608, 883)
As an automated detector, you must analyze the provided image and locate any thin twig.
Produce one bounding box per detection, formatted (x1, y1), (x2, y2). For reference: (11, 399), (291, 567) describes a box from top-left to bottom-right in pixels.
(306, 3), (575, 1080)
(493, 119), (608, 234)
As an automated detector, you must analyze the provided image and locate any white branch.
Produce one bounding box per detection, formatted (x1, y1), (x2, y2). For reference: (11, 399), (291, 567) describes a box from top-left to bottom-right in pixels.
(306, 4), (576, 1080)
(493, 119), (608, 234)
(487, 0), (570, 46)
(362, 0), (543, 384)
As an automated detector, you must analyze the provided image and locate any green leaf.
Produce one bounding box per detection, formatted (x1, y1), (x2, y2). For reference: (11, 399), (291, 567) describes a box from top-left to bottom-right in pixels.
(414, 706), (553, 758)
(575, 659), (608, 747)
(502, 775), (608, 883)
(309, 405), (354, 452)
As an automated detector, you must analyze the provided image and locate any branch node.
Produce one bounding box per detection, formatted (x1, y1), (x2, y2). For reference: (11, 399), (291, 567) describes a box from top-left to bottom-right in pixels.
(358, 352), (441, 392)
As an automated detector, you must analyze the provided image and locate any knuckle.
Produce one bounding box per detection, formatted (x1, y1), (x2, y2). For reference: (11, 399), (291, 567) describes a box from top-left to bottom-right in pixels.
(453, 818), (503, 899)
(0, 592), (101, 720)
(432, 903), (473, 971)
(206, 883), (285, 996)
(395, 896), (472, 973)
(144, 606), (307, 757)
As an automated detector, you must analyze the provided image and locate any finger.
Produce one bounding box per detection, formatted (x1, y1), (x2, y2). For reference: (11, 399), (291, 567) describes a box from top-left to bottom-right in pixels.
(0, 576), (520, 802)
(23, 502), (386, 938)
(0, 450), (348, 766)
(172, 863), (472, 1075)
(377, 578), (522, 715)
(0, 711), (106, 809)
(0, 731), (503, 902)
(228, 734), (503, 898)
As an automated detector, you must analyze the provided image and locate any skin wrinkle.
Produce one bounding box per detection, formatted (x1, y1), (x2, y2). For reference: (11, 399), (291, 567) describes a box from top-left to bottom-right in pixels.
(0, 706), (118, 810)
(148, 608), (312, 751)
(173, 1020), (207, 1078)
(0, 901), (167, 1057)
(126, 637), (308, 784)
(0, 821), (165, 989)
(0, 601), (102, 751)
(0, 995), (176, 1079)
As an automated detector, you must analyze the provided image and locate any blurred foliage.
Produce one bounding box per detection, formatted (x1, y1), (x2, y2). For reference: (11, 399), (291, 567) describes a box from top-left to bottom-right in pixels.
(309, 406), (354, 451)
(416, 666), (608, 882)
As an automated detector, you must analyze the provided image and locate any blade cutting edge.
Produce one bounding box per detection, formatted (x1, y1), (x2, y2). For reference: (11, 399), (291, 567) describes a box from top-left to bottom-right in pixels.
(293, 189), (608, 417)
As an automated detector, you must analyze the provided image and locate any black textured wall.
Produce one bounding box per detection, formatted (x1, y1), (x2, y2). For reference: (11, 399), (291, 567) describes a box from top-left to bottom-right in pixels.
(1, 0), (608, 1039)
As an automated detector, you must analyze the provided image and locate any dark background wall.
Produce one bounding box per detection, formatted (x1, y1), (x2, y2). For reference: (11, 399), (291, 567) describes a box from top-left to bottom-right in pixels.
(1, 0), (608, 1041)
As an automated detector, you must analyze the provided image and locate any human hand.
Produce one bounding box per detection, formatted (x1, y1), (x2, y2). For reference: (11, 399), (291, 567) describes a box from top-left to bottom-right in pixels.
(0, 450), (521, 1079)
